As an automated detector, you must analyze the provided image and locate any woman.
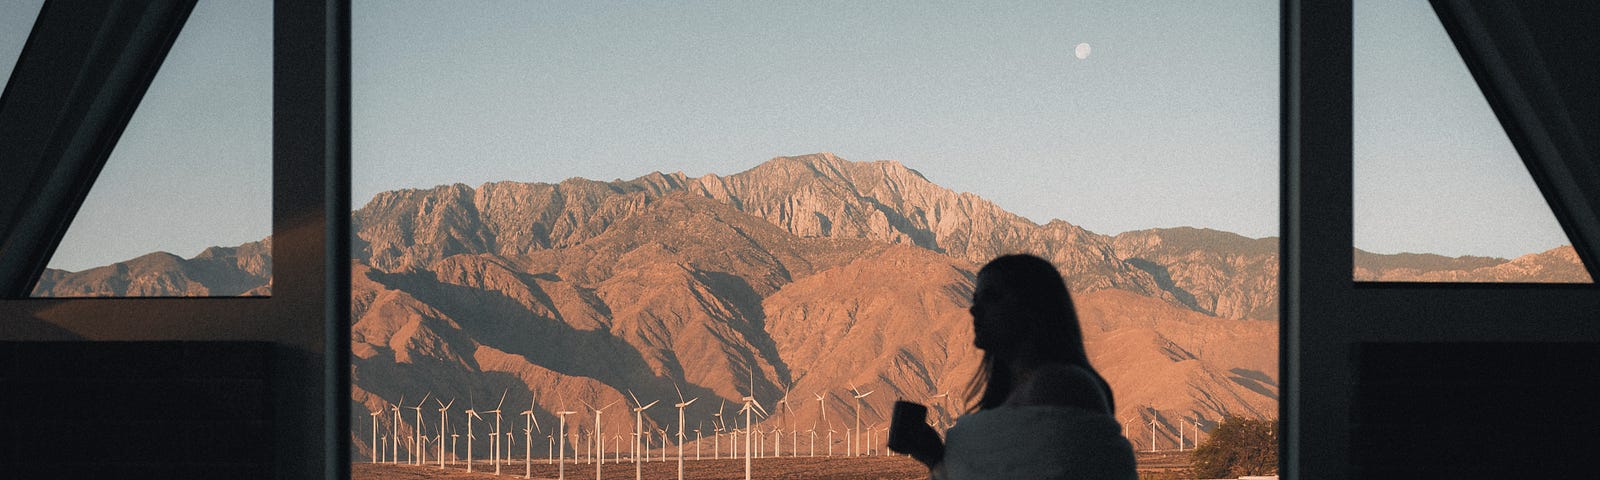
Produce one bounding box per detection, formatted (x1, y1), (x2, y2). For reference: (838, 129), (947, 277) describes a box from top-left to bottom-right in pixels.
(893, 254), (1137, 479)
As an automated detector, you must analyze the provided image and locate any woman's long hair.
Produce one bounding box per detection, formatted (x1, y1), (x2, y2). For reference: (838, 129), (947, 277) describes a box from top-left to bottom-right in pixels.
(964, 254), (1115, 413)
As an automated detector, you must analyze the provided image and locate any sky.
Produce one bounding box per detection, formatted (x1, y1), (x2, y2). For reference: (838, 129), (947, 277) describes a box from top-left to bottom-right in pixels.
(0, 0), (1576, 272)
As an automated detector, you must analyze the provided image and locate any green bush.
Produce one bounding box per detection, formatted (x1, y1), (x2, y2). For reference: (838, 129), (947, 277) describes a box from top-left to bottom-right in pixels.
(1190, 416), (1277, 479)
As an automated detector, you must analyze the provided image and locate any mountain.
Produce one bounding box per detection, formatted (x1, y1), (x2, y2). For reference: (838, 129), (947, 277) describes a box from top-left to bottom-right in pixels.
(1113, 228), (1281, 321)
(344, 153), (1279, 454)
(1112, 229), (1592, 320)
(34, 153), (1590, 458)
(31, 238), (271, 297)
(1354, 245), (1590, 282)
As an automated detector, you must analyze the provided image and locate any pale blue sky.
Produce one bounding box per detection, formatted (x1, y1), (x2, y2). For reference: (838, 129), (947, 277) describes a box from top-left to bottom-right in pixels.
(0, 0), (1574, 272)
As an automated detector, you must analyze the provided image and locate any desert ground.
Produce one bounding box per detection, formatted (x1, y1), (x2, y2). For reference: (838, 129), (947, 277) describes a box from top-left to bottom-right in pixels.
(353, 452), (1194, 480)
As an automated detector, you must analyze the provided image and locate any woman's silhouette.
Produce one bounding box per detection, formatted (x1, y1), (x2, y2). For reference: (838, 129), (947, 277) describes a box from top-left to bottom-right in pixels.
(892, 254), (1137, 479)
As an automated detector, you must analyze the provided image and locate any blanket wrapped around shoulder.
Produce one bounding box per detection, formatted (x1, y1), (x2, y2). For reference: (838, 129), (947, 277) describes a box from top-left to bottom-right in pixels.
(933, 406), (1137, 480)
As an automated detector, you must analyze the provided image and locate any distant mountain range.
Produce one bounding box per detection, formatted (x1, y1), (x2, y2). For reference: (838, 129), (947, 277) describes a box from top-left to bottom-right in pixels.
(31, 153), (1590, 459)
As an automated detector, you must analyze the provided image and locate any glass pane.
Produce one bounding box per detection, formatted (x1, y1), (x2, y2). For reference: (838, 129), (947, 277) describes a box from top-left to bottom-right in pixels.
(31, 0), (272, 297)
(0, 0), (46, 91)
(1353, 0), (1591, 283)
(353, 1), (1278, 476)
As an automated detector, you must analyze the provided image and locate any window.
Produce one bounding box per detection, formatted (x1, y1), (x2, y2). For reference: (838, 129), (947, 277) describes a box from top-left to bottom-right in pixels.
(1352, 0), (1591, 283)
(0, 0), (45, 90)
(352, 2), (1279, 474)
(30, 0), (272, 297)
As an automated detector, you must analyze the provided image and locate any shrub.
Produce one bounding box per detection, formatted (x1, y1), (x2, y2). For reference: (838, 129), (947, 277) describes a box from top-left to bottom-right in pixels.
(1190, 416), (1277, 479)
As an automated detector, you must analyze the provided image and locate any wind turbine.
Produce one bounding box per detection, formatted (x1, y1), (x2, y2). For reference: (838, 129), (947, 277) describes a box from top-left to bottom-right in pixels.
(391, 395), (404, 464)
(739, 390), (769, 480)
(505, 431), (515, 471)
(826, 422), (837, 457)
(613, 434), (623, 463)
(521, 397), (541, 479)
(582, 398), (620, 480)
(489, 392), (508, 473)
(554, 402), (576, 480)
(712, 400), (726, 459)
(409, 392), (431, 466)
(1149, 417), (1158, 453)
(672, 383), (699, 480)
(850, 385), (874, 457)
(436, 398), (454, 469)
(1194, 420), (1203, 448)
(774, 384), (791, 458)
(379, 436), (386, 463)
(369, 408), (383, 463)
(657, 427), (669, 462)
(694, 421), (703, 460)
(1179, 418), (1186, 451)
(466, 404), (481, 472)
(808, 423), (817, 457)
(626, 390), (659, 480)
(485, 389), (508, 475)
(451, 429), (459, 465)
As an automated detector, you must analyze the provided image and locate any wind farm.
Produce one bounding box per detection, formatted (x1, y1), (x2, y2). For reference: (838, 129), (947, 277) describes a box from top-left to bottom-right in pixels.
(353, 384), (1204, 479)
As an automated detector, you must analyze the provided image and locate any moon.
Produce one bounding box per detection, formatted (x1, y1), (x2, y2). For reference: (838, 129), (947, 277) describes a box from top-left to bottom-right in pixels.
(1074, 42), (1092, 60)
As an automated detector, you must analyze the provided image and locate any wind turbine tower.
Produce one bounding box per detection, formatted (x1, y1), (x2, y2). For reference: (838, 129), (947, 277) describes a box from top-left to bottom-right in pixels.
(1150, 418), (1158, 453)
(485, 390), (508, 475)
(587, 399), (620, 480)
(739, 392), (769, 480)
(466, 406), (481, 472)
(435, 398), (453, 469)
(369, 409), (382, 463)
(712, 400), (725, 459)
(627, 391), (659, 480)
(850, 386), (874, 457)
(408, 392), (430, 465)
(657, 428), (668, 462)
(391, 395), (404, 464)
(521, 397), (540, 479)
(555, 407), (576, 480)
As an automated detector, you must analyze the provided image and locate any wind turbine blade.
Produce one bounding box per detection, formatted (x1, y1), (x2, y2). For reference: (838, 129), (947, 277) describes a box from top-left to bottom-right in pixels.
(684, 397), (698, 407)
(628, 390), (642, 408)
(673, 382), (685, 403)
(643, 400), (659, 409)
(419, 391), (431, 406)
(496, 389), (508, 410)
